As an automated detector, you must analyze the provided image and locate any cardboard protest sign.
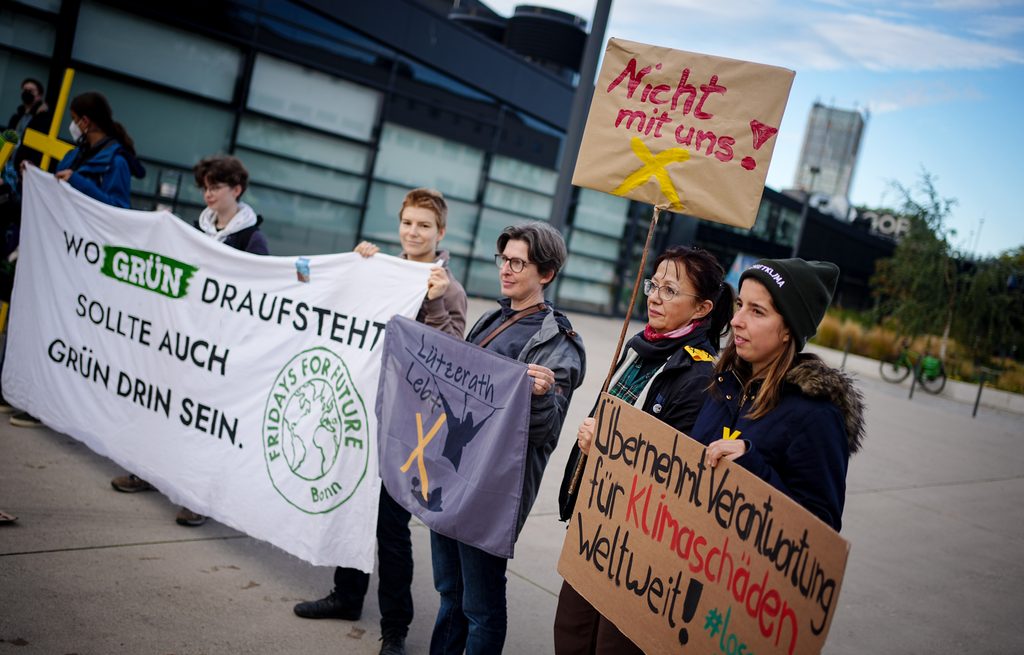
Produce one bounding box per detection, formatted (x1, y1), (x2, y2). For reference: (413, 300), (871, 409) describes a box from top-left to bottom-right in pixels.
(4, 166), (430, 571)
(376, 316), (532, 558)
(558, 394), (850, 655)
(573, 38), (795, 228)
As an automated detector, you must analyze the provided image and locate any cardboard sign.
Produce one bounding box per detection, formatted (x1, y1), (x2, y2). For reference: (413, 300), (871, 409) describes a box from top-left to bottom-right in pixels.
(572, 39), (795, 228)
(558, 394), (850, 655)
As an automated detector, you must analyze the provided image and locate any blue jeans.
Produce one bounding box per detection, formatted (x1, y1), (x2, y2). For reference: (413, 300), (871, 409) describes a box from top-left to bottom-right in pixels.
(429, 531), (508, 655)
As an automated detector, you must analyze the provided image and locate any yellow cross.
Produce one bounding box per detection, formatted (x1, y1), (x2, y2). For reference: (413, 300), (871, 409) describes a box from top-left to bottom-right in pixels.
(400, 411), (447, 500)
(611, 137), (690, 211)
(0, 68), (76, 171)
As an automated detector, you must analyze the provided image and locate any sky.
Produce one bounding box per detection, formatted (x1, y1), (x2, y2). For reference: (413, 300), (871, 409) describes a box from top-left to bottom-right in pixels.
(486, 0), (1024, 258)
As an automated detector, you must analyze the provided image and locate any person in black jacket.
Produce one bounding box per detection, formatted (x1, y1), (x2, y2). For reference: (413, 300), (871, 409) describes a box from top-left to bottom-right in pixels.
(691, 258), (864, 532)
(553, 246), (733, 655)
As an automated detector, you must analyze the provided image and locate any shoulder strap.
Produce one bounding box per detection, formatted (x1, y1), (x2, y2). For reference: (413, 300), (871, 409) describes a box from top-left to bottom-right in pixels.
(477, 303), (546, 349)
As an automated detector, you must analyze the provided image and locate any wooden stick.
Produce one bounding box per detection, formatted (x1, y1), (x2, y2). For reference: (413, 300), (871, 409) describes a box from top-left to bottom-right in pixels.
(566, 205), (662, 498)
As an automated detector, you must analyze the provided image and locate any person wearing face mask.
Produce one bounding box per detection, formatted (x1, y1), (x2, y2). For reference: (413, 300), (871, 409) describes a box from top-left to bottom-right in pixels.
(552, 246), (734, 655)
(4, 78), (51, 188)
(1, 79), (51, 263)
(7, 93), (144, 427)
(1, 80), (50, 421)
(691, 258), (865, 532)
(53, 91), (145, 209)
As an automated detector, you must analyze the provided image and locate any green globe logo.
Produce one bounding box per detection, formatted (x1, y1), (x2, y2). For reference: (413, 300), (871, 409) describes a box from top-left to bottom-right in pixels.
(282, 379), (341, 480)
(263, 348), (369, 514)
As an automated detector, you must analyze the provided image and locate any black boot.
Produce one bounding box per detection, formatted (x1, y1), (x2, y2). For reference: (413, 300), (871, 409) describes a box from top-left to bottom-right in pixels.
(293, 592), (361, 620)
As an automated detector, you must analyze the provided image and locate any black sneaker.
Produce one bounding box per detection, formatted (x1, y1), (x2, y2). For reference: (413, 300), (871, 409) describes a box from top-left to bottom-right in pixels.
(10, 412), (41, 428)
(379, 636), (406, 655)
(293, 593), (361, 620)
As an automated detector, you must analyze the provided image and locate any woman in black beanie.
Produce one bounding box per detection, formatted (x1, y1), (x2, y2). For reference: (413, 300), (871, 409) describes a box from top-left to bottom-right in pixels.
(690, 257), (865, 532)
(553, 246), (734, 655)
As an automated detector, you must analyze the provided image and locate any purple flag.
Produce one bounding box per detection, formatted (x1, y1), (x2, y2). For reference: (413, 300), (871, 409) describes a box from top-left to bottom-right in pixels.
(376, 315), (532, 558)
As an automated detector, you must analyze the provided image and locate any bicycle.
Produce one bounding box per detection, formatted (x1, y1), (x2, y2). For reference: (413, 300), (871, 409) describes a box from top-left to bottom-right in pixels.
(879, 346), (947, 394)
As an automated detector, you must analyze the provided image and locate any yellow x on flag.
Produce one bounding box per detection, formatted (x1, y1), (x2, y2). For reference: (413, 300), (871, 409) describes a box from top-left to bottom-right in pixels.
(400, 412), (447, 500)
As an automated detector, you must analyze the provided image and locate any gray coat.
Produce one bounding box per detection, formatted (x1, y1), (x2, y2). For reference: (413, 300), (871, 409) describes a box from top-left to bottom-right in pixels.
(467, 304), (586, 536)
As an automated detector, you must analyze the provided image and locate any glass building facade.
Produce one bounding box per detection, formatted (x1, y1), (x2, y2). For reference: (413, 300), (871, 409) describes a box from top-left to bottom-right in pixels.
(2, 0), (631, 310)
(3, 0), (891, 314)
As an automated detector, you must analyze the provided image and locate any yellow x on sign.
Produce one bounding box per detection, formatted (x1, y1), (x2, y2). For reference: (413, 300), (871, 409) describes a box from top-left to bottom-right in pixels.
(400, 412), (447, 500)
(611, 137), (690, 211)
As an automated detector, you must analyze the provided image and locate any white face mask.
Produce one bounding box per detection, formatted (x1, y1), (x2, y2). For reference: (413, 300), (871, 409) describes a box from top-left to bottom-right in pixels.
(69, 120), (83, 142)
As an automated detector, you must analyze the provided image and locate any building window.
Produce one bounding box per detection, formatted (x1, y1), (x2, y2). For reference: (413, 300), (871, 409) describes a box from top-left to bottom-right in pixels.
(489, 155), (557, 195)
(0, 8), (55, 56)
(73, 1), (242, 102)
(373, 123), (484, 200)
(236, 115), (370, 175)
(64, 71), (234, 168)
(10, 0), (60, 12)
(248, 54), (381, 142)
(483, 182), (552, 221)
(246, 184), (361, 256)
(574, 189), (630, 238)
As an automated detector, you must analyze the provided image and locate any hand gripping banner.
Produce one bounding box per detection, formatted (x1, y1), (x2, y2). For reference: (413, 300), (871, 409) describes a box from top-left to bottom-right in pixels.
(3, 166), (430, 571)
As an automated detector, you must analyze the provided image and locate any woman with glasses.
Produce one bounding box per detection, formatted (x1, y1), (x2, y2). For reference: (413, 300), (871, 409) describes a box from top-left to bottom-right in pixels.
(189, 154), (268, 254)
(553, 245), (733, 655)
(430, 221), (585, 655)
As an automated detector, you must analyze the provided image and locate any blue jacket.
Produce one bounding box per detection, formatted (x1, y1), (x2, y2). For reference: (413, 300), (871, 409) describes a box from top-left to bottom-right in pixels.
(57, 138), (145, 208)
(690, 354), (865, 531)
(467, 302), (586, 536)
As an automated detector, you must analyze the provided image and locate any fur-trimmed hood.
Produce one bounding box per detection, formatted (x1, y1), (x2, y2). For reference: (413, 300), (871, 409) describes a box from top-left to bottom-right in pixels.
(785, 354), (865, 454)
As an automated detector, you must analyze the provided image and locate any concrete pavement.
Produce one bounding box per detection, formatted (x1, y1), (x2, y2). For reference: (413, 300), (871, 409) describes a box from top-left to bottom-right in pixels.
(2, 298), (1023, 654)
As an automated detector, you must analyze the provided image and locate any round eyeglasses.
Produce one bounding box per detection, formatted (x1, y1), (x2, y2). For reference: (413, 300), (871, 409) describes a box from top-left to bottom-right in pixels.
(494, 254), (530, 273)
(643, 279), (700, 302)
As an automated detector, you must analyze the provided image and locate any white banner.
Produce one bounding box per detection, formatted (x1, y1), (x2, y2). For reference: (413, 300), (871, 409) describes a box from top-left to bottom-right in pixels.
(4, 166), (431, 571)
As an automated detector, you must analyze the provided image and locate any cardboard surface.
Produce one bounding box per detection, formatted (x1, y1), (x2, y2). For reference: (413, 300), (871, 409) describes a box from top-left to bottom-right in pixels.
(558, 394), (850, 655)
(573, 39), (795, 228)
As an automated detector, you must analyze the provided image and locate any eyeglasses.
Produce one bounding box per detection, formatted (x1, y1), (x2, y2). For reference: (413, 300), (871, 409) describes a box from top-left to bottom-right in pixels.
(494, 254), (530, 273)
(643, 279), (700, 302)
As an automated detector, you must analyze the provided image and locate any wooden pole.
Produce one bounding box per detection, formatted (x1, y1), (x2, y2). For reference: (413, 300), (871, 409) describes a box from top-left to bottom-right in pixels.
(566, 205), (663, 498)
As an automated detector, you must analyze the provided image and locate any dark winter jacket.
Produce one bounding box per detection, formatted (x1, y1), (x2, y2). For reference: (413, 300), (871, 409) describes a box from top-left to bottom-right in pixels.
(6, 103), (51, 172)
(690, 354), (865, 531)
(221, 218), (270, 255)
(56, 138), (145, 208)
(467, 301), (586, 537)
(558, 323), (717, 521)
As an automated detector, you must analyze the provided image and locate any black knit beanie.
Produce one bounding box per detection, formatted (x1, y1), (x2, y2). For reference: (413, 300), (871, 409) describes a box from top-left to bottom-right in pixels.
(739, 258), (839, 351)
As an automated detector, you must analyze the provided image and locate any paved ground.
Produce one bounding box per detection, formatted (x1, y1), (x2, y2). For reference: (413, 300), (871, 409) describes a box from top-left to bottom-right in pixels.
(2, 298), (1022, 654)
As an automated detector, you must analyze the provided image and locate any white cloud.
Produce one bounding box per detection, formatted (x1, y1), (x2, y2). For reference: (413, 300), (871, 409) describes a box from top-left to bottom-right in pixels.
(968, 14), (1024, 39)
(865, 80), (985, 113)
(812, 14), (1024, 71)
(482, 0), (1024, 72)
